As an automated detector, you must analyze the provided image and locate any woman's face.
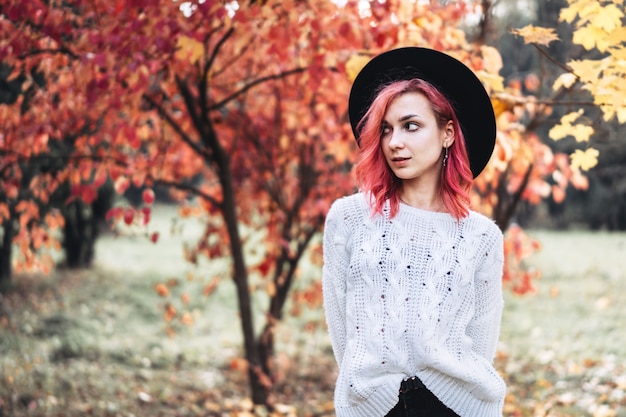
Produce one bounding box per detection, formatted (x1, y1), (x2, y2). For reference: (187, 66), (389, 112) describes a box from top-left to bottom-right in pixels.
(381, 92), (454, 185)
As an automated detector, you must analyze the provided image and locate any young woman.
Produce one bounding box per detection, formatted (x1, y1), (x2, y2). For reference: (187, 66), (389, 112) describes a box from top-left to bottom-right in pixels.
(322, 47), (505, 417)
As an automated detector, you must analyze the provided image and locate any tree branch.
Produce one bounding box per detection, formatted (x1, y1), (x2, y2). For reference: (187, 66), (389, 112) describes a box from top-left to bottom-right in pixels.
(209, 39), (254, 80)
(142, 92), (213, 162)
(492, 92), (595, 107)
(152, 178), (222, 209)
(494, 163), (534, 231)
(18, 47), (80, 60)
(0, 151), (127, 177)
(209, 67), (307, 110)
(533, 44), (578, 77)
(206, 27), (234, 82)
(200, 27), (234, 121)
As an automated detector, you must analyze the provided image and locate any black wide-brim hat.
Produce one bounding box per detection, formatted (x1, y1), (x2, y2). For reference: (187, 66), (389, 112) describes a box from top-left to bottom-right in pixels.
(348, 47), (496, 178)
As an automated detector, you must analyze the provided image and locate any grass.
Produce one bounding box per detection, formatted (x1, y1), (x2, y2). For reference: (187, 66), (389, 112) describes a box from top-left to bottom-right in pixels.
(502, 230), (626, 362)
(500, 230), (626, 417)
(1, 206), (625, 416)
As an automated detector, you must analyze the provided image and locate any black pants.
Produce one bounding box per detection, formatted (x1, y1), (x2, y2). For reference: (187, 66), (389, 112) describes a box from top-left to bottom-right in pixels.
(385, 377), (460, 417)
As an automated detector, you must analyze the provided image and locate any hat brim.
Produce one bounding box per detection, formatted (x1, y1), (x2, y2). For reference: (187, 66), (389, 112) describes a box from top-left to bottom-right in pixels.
(348, 47), (496, 178)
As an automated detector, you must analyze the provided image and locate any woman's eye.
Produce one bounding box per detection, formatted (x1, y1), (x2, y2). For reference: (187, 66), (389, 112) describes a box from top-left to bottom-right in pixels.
(381, 125), (391, 135)
(406, 122), (419, 131)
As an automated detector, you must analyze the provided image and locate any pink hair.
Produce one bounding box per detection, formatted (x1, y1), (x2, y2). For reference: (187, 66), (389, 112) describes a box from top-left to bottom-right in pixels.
(353, 78), (474, 220)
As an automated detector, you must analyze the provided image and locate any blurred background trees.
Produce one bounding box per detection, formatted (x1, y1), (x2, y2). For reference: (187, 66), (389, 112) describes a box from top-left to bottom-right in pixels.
(1, 0), (624, 407)
(485, 0), (626, 230)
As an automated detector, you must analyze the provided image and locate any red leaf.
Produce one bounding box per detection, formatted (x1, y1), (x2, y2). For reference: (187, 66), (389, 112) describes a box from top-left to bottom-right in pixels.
(105, 207), (123, 222)
(81, 185), (98, 205)
(114, 0), (124, 15)
(255, 257), (273, 277)
(150, 232), (159, 243)
(123, 208), (134, 225)
(141, 207), (151, 225)
(93, 167), (108, 188)
(142, 188), (155, 205)
(69, 184), (98, 205)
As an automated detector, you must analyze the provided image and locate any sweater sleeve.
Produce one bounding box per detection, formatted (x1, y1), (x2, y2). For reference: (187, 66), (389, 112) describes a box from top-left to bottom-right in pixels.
(467, 224), (505, 363)
(322, 199), (351, 367)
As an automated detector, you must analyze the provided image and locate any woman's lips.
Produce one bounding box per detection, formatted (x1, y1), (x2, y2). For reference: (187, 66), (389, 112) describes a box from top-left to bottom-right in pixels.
(391, 157), (411, 166)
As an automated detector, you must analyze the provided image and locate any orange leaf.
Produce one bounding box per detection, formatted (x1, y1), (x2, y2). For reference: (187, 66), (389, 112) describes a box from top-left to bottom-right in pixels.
(114, 176), (130, 195)
(180, 312), (193, 325)
(155, 283), (169, 297)
(0, 203), (9, 222)
(203, 277), (219, 296)
(524, 73), (541, 92)
(552, 185), (566, 203)
(229, 357), (248, 372)
(164, 303), (176, 321)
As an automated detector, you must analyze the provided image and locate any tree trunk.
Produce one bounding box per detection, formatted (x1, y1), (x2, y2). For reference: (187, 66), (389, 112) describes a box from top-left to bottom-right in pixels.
(218, 154), (271, 406)
(0, 218), (14, 291)
(257, 318), (277, 387)
(256, 267), (292, 382)
(475, 0), (494, 44)
(61, 182), (111, 269)
(63, 199), (97, 268)
(255, 221), (322, 386)
(493, 164), (533, 231)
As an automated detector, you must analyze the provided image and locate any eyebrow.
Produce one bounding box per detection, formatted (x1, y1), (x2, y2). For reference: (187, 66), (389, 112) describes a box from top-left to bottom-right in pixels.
(382, 114), (422, 125)
(398, 114), (420, 122)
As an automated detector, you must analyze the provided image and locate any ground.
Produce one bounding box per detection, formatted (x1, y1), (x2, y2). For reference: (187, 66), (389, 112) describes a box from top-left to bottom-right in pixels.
(1, 206), (625, 416)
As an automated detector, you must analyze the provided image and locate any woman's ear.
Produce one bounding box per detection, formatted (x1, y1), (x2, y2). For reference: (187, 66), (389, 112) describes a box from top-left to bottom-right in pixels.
(443, 120), (455, 147)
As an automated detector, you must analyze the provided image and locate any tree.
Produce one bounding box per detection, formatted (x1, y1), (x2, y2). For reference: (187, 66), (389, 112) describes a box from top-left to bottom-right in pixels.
(522, 0), (626, 230)
(490, 0), (625, 219)
(0, 2), (116, 285)
(0, 62), (67, 286)
(5, 0), (620, 407)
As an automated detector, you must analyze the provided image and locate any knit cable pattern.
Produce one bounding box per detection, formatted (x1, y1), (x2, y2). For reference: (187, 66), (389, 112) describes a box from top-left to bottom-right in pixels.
(323, 193), (506, 417)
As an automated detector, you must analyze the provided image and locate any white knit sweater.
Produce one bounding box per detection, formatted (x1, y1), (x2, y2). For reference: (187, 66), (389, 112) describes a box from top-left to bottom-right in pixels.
(322, 193), (505, 417)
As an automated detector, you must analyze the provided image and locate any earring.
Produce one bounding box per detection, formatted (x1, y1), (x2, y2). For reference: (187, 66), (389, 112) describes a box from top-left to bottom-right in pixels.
(443, 146), (449, 167)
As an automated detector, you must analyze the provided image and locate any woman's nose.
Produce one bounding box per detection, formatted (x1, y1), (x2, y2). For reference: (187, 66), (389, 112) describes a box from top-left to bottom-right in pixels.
(388, 131), (404, 148)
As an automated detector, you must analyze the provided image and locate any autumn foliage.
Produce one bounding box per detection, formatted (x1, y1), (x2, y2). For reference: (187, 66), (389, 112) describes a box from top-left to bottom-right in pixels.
(1, 0), (624, 407)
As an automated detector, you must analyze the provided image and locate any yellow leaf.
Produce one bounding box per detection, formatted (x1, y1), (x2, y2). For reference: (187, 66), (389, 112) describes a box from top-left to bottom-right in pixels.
(571, 124), (594, 142)
(476, 71), (504, 92)
(480, 45), (503, 74)
(511, 25), (559, 46)
(561, 109), (584, 125)
(175, 35), (204, 64)
(549, 110), (591, 141)
(570, 148), (599, 171)
(617, 107), (626, 124)
(491, 98), (509, 118)
(346, 54), (371, 82)
(552, 73), (577, 91)
(559, 0), (588, 24)
(568, 59), (604, 83)
(607, 27), (626, 49)
(576, 1), (602, 22)
(573, 26), (611, 51)
(589, 4), (624, 32)
(549, 124), (571, 141)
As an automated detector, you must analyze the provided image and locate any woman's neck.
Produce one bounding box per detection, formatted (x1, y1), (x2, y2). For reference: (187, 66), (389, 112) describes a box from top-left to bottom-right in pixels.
(399, 180), (443, 212)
